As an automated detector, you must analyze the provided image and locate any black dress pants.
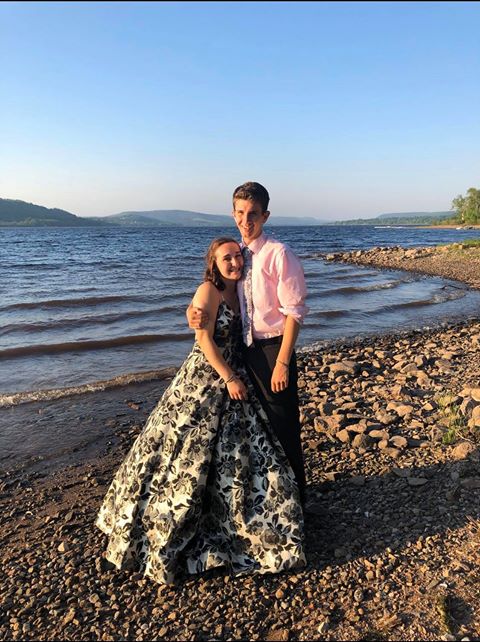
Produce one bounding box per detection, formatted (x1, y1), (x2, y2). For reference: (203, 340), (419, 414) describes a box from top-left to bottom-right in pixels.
(242, 339), (306, 503)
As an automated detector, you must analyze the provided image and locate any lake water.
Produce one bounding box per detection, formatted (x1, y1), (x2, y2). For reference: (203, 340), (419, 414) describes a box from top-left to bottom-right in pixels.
(2, 224), (480, 405)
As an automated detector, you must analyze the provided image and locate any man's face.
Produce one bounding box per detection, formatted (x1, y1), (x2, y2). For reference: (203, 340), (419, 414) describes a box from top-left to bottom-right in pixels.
(232, 198), (269, 244)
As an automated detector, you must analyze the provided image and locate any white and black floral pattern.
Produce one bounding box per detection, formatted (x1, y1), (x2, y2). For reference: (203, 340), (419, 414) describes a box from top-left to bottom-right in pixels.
(96, 302), (306, 585)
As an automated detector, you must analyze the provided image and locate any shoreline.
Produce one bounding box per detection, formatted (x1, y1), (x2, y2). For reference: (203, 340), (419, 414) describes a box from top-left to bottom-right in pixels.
(414, 224), (480, 230)
(0, 378), (172, 480)
(2, 243), (480, 641)
(323, 242), (480, 290)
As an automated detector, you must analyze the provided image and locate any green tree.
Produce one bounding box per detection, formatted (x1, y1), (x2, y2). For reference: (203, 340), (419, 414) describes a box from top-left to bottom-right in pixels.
(451, 188), (480, 224)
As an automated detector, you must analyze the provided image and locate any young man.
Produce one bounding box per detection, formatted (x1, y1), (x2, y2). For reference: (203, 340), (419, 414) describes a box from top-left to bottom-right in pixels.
(188, 181), (308, 503)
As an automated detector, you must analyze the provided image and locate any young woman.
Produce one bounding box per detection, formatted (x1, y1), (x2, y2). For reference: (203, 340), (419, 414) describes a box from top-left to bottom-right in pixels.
(96, 237), (305, 585)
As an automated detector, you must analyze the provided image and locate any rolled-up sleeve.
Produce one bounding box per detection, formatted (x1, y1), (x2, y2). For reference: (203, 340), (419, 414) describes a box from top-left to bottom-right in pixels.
(276, 246), (309, 324)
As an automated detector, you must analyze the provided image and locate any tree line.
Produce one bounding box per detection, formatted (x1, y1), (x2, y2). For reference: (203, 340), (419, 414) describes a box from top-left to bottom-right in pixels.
(451, 187), (480, 225)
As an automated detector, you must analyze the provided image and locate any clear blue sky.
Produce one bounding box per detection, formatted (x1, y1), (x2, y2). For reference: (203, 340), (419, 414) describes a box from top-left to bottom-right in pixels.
(1, 1), (479, 220)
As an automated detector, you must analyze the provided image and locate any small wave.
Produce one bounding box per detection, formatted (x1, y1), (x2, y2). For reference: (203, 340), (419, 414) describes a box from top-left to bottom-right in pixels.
(0, 368), (177, 408)
(159, 274), (199, 282)
(299, 252), (325, 259)
(2, 260), (131, 269)
(319, 280), (405, 296)
(378, 290), (466, 313)
(351, 281), (401, 292)
(0, 332), (193, 359)
(162, 254), (203, 262)
(2, 294), (137, 311)
(1, 291), (192, 312)
(305, 287), (466, 322)
(308, 309), (347, 319)
(0, 306), (182, 337)
(1, 262), (59, 270)
(301, 321), (328, 330)
(329, 271), (382, 280)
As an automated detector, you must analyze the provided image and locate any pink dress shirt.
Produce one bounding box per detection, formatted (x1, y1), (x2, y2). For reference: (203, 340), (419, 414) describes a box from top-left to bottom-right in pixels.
(238, 233), (308, 340)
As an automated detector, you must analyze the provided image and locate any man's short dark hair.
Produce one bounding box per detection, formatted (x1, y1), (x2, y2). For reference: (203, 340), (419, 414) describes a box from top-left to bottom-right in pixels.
(232, 181), (270, 213)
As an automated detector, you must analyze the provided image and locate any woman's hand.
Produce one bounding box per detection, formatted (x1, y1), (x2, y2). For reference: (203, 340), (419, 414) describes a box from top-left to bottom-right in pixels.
(271, 362), (289, 393)
(226, 378), (248, 400)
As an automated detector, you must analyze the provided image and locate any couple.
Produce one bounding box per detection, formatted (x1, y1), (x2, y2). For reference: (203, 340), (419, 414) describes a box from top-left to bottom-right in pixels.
(96, 182), (309, 585)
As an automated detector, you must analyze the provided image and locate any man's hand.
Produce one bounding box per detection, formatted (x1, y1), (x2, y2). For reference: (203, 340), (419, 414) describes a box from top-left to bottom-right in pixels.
(227, 378), (248, 401)
(187, 305), (209, 330)
(271, 362), (289, 393)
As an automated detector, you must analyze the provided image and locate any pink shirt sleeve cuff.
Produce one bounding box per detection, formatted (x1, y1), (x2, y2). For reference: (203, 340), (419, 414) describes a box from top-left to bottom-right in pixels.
(278, 304), (309, 325)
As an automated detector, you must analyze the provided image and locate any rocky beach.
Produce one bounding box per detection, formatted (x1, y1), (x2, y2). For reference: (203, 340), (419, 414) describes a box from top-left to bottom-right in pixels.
(1, 243), (480, 642)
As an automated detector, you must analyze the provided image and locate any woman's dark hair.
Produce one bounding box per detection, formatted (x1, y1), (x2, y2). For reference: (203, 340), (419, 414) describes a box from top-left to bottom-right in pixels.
(204, 237), (240, 291)
(232, 181), (270, 212)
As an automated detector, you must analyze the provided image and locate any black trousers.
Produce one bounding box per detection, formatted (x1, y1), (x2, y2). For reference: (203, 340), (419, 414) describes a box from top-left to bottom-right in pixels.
(242, 339), (306, 503)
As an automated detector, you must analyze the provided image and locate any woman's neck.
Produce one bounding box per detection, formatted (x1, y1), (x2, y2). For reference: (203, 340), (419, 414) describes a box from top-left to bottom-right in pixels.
(222, 281), (237, 296)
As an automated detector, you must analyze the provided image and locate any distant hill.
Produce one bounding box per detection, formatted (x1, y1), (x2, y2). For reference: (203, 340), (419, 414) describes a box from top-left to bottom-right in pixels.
(104, 209), (326, 226)
(104, 210), (234, 227)
(0, 199), (327, 227)
(0, 198), (111, 227)
(332, 211), (454, 226)
(271, 215), (326, 226)
(377, 211), (452, 220)
(1, 198), (459, 229)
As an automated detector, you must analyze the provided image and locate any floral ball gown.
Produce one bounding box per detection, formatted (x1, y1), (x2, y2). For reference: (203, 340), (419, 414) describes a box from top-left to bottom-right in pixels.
(96, 300), (306, 584)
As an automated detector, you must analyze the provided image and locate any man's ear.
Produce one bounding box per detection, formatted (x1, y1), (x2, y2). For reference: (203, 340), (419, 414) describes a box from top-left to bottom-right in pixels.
(263, 210), (270, 222)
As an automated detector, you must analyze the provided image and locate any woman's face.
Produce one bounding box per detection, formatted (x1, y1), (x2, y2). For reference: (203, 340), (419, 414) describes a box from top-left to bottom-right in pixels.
(214, 241), (243, 281)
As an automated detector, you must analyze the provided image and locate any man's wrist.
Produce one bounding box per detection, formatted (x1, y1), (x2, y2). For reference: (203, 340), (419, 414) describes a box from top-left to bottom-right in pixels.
(276, 358), (290, 367)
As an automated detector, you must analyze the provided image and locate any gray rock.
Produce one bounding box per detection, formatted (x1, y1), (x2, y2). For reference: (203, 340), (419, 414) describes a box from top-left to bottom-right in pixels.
(451, 441), (476, 460)
(383, 447), (401, 459)
(460, 477), (480, 490)
(369, 429), (390, 441)
(407, 477), (429, 486)
(471, 404), (480, 420)
(329, 361), (358, 376)
(324, 415), (345, 432)
(348, 423), (368, 434)
(375, 411), (397, 425)
(352, 434), (373, 450)
(390, 436), (408, 449)
(392, 467), (410, 478)
(335, 429), (352, 443)
(435, 359), (452, 372)
(401, 363), (420, 375)
(387, 403), (414, 417)
(469, 387), (480, 402)
(313, 417), (328, 433)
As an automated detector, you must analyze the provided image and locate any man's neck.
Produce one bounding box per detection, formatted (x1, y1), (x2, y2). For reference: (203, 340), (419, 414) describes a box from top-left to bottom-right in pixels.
(242, 231), (265, 247)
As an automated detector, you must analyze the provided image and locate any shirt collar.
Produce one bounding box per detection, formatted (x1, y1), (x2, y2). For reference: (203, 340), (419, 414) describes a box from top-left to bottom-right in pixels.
(241, 232), (267, 255)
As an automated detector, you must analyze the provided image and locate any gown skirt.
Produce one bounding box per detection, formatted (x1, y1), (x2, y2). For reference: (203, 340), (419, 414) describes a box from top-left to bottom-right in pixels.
(95, 301), (306, 584)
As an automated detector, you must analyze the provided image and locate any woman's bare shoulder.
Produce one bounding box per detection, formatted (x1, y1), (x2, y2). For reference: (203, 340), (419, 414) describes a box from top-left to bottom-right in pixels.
(192, 281), (221, 309)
